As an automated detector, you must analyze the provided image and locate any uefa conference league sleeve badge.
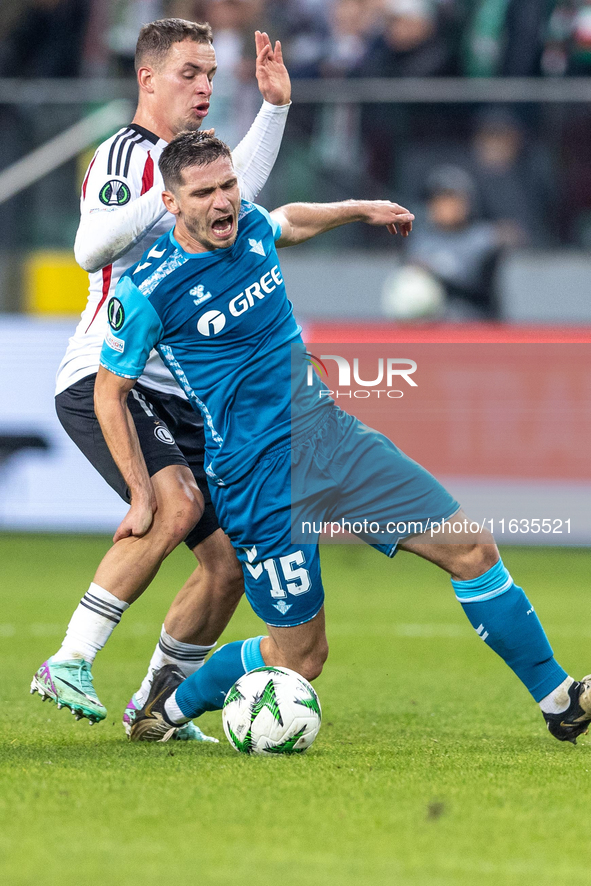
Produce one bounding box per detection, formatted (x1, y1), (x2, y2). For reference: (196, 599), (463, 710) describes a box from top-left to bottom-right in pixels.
(99, 180), (131, 206)
(107, 297), (125, 332)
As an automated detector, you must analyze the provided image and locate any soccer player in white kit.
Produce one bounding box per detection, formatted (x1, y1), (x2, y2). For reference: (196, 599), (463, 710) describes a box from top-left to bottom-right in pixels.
(31, 19), (292, 740)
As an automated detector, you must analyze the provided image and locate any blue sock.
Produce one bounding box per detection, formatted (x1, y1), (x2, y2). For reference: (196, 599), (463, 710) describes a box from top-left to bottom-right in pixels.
(452, 559), (567, 702)
(173, 636), (265, 720)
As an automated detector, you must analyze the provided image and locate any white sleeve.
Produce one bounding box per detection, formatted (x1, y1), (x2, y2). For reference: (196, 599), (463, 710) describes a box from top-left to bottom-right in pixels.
(74, 183), (168, 274)
(75, 102), (290, 274)
(74, 140), (169, 274)
(231, 100), (291, 202)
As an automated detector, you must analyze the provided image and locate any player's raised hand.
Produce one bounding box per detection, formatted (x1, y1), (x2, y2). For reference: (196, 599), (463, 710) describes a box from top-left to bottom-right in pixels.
(362, 200), (415, 237)
(113, 494), (156, 543)
(254, 30), (291, 106)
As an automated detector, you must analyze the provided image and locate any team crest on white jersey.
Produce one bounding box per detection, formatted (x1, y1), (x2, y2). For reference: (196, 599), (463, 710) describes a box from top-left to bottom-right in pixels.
(248, 239), (265, 257)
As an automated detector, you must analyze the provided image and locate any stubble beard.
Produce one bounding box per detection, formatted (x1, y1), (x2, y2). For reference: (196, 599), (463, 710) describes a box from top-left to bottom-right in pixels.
(183, 214), (216, 252)
(183, 117), (202, 133)
(170, 115), (202, 139)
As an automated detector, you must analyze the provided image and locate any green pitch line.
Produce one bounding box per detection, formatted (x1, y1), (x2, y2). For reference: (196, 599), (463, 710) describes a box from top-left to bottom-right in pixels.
(1, 533), (591, 886)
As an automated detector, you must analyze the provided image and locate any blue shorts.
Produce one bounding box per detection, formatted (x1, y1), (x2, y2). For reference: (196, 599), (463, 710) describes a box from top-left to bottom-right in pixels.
(211, 407), (459, 628)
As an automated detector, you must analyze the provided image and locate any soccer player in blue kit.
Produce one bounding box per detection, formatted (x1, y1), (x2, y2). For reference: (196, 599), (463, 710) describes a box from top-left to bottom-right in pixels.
(95, 131), (591, 745)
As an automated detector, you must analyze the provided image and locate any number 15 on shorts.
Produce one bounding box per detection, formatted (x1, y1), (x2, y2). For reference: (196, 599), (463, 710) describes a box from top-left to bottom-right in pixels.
(244, 548), (311, 599)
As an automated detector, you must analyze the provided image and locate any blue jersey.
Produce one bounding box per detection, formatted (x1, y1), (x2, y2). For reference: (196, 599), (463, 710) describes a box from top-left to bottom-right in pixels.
(100, 201), (330, 486)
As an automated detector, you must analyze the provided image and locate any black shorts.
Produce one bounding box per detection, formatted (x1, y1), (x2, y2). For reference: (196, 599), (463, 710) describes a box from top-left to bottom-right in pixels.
(55, 374), (219, 549)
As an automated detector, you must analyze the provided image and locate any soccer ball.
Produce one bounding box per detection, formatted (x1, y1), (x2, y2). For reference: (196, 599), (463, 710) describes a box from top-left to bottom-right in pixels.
(222, 666), (322, 755)
(381, 264), (446, 320)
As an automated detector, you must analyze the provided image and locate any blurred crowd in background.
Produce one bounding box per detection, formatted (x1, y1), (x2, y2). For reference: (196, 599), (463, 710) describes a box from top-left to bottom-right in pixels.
(3, 0), (591, 319)
(4, 0), (591, 80)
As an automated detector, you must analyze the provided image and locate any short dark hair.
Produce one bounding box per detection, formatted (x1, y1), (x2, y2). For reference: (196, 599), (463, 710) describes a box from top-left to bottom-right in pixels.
(135, 19), (213, 72)
(159, 131), (233, 191)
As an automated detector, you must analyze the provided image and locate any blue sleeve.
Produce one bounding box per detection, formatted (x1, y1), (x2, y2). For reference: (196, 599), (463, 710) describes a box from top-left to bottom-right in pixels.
(100, 276), (164, 379)
(255, 204), (282, 241)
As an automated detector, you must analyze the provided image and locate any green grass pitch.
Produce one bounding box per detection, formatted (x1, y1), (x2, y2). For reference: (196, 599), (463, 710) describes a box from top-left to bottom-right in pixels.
(2, 533), (591, 886)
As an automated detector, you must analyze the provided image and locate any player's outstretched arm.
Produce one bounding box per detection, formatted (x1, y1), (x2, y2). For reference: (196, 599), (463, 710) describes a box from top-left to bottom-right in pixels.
(231, 31), (291, 202)
(74, 184), (168, 274)
(94, 367), (157, 541)
(271, 200), (415, 248)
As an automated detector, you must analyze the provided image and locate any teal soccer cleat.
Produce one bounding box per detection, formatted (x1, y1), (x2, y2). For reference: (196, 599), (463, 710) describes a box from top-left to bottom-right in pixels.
(30, 657), (107, 723)
(123, 692), (218, 742)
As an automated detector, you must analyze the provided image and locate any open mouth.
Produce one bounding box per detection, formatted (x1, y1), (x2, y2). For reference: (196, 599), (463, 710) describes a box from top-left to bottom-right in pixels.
(211, 215), (235, 239)
(193, 102), (210, 119)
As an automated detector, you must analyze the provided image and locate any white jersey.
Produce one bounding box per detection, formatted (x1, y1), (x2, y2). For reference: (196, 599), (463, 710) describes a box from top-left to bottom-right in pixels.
(56, 102), (290, 398)
(56, 124), (176, 396)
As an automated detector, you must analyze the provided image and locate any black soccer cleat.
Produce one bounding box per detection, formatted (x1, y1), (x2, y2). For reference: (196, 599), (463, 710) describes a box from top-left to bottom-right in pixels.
(543, 675), (591, 745)
(129, 664), (185, 743)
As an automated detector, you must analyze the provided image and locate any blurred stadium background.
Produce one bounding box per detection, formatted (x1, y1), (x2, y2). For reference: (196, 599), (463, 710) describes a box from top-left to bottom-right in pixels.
(1, 0), (591, 538)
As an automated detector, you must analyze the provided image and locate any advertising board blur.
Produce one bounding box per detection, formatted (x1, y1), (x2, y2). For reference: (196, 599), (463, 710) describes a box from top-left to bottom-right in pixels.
(0, 317), (126, 531)
(1, 318), (590, 543)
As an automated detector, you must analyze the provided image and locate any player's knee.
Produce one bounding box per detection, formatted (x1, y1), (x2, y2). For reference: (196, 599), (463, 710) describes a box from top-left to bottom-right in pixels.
(161, 485), (204, 551)
(176, 491), (204, 544)
(453, 543), (499, 582)
(186, 486), (204, 529)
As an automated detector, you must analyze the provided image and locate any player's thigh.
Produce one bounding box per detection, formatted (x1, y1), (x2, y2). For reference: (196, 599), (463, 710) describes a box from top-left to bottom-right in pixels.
(211, 447), (324, 629)
(56, 374), (192, 502)
(136, 383), (221, 549)
(262, 606), (328, 681)
(56, 375), (129, 499)
(317, 408), (459, 556)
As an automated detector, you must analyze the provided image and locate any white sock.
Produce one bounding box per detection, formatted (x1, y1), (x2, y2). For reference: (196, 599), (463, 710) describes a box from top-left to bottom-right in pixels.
(164, 690), (191, 725)
(539, 676), (575, 714)
(134, 626), (216, 706)
(52, 582), (129, 664)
